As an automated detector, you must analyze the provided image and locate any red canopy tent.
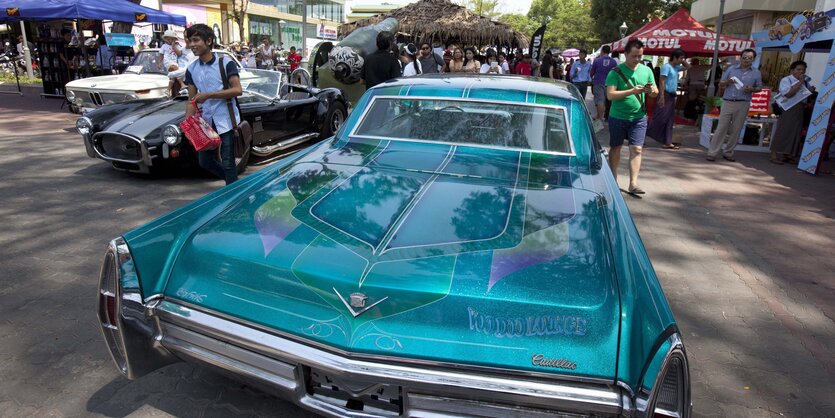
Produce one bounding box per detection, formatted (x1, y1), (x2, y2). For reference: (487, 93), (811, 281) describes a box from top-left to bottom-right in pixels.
(608, 17), (662, 52)
(611, 8), (754, 56)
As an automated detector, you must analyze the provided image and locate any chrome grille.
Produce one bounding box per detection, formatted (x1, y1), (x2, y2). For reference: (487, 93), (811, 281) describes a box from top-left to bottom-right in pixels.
(89, 91), (104, 106)
(93, 132), (143, 163)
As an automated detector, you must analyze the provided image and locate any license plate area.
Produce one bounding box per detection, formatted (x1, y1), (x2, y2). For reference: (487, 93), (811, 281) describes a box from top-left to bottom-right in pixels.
(303, 366), (403, 416)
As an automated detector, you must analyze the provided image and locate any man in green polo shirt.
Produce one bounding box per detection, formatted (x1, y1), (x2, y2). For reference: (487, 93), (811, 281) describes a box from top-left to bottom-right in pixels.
(606, 39), (658, 195)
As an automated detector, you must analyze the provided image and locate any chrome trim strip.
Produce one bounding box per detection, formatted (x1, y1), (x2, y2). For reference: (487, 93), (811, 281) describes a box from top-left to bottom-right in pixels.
(165, 297), (613, 386)
(92, 131), (150, 165)
(151, 300), (624, 416)
(252, 133), (319, 156)
(348, 95), (577, 157)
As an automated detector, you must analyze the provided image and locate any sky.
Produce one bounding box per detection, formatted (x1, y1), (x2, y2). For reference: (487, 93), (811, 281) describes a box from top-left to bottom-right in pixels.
(495, 0), (533, 14)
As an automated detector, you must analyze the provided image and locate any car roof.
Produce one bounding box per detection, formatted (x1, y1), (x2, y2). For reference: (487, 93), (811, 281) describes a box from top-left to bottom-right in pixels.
(369, 74), (580, 103)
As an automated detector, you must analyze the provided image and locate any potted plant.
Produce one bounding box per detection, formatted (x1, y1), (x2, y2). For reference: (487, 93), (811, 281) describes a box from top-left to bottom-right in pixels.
(700, 96), (723, 116)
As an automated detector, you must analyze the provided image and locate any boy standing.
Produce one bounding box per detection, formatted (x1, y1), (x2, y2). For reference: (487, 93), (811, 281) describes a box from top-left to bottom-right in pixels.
(184, 24), (242, 185)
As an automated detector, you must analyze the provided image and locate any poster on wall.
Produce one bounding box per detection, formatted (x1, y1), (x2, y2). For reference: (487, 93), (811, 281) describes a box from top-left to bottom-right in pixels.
(754, 8), (835, 174)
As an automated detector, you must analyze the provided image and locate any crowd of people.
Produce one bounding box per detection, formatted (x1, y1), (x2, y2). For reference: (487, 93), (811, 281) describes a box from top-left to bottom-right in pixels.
(358, 31), (614, 87)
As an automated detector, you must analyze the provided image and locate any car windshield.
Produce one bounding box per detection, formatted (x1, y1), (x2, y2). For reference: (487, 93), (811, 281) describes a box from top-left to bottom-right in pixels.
(351, 97), (574, 154)
(126, 50), (166, 75)
(126, 50), (242, 76)
(240, 69), (281, 99)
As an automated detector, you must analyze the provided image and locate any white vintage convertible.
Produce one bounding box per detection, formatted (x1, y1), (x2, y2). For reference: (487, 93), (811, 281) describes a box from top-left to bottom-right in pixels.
(64, 48), (241, 113)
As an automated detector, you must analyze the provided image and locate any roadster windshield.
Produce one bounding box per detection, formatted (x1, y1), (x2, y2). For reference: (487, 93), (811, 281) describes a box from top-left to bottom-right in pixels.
(240, 69), (281, 99)
(352, 97), (574, 154)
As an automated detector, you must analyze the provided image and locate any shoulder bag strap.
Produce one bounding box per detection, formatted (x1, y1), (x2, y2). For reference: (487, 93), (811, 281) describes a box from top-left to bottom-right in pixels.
(218, 56), (238, 131)
(613, 66), (644, 112)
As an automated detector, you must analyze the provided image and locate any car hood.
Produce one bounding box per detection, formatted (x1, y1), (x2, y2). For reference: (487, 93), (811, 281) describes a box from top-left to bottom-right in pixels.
(66, 73), (168, 92)
(101, 99), (187, 139)
(163, 139), (620, 380)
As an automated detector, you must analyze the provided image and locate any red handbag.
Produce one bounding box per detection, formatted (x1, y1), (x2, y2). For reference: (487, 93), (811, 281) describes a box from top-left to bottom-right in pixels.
(180, 101), (221, 152)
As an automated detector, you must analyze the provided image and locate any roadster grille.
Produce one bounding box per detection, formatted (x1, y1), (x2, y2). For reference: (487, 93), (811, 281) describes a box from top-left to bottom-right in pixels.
(93, 132), (143, 163)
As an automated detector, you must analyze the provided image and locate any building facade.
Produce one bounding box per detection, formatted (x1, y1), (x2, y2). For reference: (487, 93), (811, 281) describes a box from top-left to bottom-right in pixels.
(160, 0), (344, 56)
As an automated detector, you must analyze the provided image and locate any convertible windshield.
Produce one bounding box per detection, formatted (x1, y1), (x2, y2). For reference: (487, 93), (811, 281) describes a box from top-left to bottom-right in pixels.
(352, 98), (573, 154)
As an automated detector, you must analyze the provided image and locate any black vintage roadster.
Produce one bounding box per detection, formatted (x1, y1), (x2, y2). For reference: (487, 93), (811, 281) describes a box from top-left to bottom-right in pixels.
(76, 68), (348, 174)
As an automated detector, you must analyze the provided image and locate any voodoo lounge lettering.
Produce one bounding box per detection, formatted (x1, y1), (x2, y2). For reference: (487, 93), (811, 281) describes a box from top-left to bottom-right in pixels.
(467, 307), (588, 338)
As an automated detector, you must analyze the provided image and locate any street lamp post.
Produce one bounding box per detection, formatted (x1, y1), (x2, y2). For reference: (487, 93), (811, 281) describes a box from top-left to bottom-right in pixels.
(278, 19), (286, 49)
(619, 22), (628, 38)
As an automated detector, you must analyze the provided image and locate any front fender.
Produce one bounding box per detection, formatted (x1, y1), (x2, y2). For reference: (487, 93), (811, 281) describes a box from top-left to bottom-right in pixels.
(314, 88), (346, 127)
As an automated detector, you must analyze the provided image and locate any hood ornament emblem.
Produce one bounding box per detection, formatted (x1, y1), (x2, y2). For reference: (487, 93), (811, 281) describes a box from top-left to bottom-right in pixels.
(334, 288), (388, 317)
(350, 292), (367, 308)
(90, 83), (97, 87)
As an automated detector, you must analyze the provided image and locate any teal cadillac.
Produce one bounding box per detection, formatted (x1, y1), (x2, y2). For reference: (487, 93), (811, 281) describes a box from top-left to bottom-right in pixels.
(97, 74), (690, 417)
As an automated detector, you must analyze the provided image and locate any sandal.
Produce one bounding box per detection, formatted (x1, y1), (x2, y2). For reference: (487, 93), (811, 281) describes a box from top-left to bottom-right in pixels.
(628, 186), (646, 195)
(722, 155), (736, 162)
(662, 144), (677, 149)
(706, 155), (716, 161)
(769, 158), (784, 165)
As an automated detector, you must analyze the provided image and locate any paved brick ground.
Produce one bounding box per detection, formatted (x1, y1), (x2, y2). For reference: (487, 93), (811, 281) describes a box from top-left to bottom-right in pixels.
(0, 92), (833, 417)
(604, 122), (835, 417)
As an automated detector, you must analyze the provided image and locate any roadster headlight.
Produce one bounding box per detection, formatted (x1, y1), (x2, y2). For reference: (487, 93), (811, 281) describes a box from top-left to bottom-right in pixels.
(76, 117), (93, 136)
(162, 124), (181, 146)
(66, 90), (76, 101)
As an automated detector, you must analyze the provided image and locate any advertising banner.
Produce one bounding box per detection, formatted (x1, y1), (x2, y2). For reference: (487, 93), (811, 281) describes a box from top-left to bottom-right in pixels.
(530, 25), (545, 61)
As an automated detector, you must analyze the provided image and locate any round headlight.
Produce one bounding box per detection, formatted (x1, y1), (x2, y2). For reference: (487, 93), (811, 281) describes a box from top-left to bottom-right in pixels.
(66, 90), (76, 101)
(76, 117), (93, 136)
(125, 93), (139, 101)
(162, 124), (181, 146)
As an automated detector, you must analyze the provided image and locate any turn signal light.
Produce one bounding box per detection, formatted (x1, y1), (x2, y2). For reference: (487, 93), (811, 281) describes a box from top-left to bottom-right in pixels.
(170, 147), (179, 158)
(134, 89), (151, 94)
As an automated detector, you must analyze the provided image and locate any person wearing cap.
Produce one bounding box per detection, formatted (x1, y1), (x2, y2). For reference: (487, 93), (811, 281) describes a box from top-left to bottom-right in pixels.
(515, 53), (533, 76)
(160, 30), (184, 72)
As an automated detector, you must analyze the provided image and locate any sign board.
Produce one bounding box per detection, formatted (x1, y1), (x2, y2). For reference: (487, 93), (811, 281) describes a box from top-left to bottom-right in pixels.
(317, 23), (337, 40)
(105, 33), (137, 47)
(748, 89), (771, 116)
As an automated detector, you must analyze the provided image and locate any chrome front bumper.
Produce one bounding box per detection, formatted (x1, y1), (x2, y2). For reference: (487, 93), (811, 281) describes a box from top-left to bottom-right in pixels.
(87, 132), (168, 173)
(115, 296), (635, 417)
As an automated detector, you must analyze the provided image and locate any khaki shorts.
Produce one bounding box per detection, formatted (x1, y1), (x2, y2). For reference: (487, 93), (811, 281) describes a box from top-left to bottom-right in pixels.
(592, 83), (607, 105)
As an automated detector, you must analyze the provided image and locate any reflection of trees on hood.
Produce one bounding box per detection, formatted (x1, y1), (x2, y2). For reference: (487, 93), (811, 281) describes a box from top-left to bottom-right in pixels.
(452, 188), (513, 239)
(311, 170), (428, 247)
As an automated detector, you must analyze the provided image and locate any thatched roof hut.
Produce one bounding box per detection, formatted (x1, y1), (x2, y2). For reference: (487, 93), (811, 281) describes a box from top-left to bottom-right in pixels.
(338, 0), (529, 48)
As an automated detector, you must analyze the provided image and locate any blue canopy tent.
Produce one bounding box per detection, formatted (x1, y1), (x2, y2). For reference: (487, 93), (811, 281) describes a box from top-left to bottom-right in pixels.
(1, 0), (186, 25)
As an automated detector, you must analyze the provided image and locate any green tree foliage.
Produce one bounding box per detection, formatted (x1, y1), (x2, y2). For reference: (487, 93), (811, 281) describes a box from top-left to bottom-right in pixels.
(497, 13), (540, 41)
(526, 0), (599, 51)
(455, 0), (502, 19)
(590, 0), (696, 43)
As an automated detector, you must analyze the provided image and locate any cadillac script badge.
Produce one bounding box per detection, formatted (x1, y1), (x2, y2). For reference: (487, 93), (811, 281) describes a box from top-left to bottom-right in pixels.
(531, 354), (577, 370)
